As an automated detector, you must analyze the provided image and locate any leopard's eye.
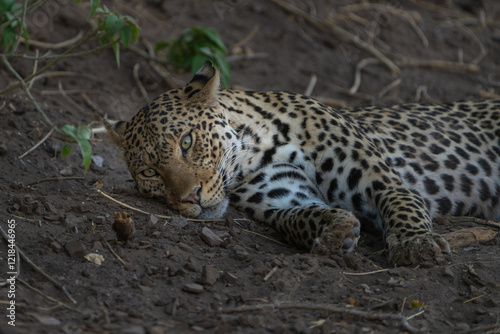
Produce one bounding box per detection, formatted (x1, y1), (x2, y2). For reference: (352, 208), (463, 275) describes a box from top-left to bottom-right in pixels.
(141, 168), (157, 177)
(181, 133), (192, 151)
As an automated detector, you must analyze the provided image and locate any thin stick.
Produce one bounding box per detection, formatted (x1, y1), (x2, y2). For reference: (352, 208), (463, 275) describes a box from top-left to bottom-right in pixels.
(133, 63), (149, 101)
(304, 74), (317, 96)
(272, 0), (400, 75)
(263, 266), (278, 282)
(26, 176), (85, 188)
(105, 241), (127, 266)
(231, 25), (260, 50)
(18, 128), (55, 159)
(463, 294), (485, 304)
(349, 58), (379, 94)
(378, 78), (401, 98)
(19, 31), (84, 50)
(96, 189), (224, 223)
(58, 81), (85, 114)
(221, 302), (423, 334)
(241, 229), (290, 247)
(2, 56), (55, 128)
(343, 269), (389, 276)
(18, 278), (81, 313)
(397, 57), (479, 74)
(0, 224), (76, 304)
(28, 49), (39, 89)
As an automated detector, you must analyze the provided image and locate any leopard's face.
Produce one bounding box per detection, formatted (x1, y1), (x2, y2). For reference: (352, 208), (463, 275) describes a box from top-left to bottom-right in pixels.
(106, 65), (239, 219)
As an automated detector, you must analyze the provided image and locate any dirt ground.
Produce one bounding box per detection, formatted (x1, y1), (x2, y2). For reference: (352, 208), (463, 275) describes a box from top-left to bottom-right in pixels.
(1, 1), (500, 333)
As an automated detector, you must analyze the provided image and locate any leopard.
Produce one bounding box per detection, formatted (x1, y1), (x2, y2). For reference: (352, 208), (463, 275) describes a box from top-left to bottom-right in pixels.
(106, 61), (500, 266)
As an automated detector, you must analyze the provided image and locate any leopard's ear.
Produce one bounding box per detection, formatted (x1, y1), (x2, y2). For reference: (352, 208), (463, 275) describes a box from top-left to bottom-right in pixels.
(104, 119), (127, 148)
(183, 61), (221, 105)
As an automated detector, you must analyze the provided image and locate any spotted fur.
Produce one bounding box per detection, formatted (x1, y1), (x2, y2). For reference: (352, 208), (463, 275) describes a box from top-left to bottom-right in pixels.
(106, 62), (500, 265)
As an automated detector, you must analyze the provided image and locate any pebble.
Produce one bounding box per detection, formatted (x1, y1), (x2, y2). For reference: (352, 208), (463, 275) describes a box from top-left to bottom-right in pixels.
(233, 245), (249, 261)
(203, 265), (220, 286)
(222, 272), (237, 284)
(201, 227), (223, 247)
(121, 325), (145, 334)
(182, 283), (204, 294)
(65, 239), (87, 258)
(94, 216), (106, 225)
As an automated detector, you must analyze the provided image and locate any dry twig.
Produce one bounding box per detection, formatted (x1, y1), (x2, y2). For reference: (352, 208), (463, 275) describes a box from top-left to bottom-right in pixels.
(26, 176), (85, 188)
(18, 128), (54, 160)
(105, 241), (127, 266)
(19, 31), (84, 49)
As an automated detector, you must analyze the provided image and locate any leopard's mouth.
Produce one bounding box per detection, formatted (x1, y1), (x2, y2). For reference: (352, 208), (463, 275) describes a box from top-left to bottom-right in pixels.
(176, 197), (229, 220)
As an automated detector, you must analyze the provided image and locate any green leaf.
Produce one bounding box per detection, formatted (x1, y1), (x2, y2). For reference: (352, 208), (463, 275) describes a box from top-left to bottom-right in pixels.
(61, 124), (77, 139)
(155, 41), (169, 52)
(61, 144), (72, 158)
(76, 125), (91, 140)
(214, 52), (231, 87)
(129, 21), (139, 44)
(76, 138), (92, 173)
(112, 40), (120, 67)
(104, 14), (124, 38)
(191, 53), (208, 75)
(87, 0), (100, 21)
(120, 24), (131, 47)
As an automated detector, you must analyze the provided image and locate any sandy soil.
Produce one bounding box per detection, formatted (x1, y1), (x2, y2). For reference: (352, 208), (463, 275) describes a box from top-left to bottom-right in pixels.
(1, 1), (500, 333)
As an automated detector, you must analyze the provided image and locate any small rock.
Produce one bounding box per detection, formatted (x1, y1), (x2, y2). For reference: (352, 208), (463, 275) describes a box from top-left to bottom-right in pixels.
(94, 216), (106, 225)
(343, 252), (359, 269)
(49, 241), (61, 253)
(92, 241), (103, 251)
(44, 202), (59, 215)
(150, 214), (159, 225)
(443, 266), (454, 278)
(121, 325), (145, 334)
(59, 165), (73, 176)
(182, 283), (204, 294)
(65, 239), (87, 258)
(65, 213), (85, 229)
(203, 265), (219, 286)
(166, 297), (179, 316)
(222, 271), (237, 284)
(201, 227), (223, 247)
(233, 245), (249, 261)
(82, 269), (91, 277)
(170, 215), (188, 228)
(177, 242), (193, 252)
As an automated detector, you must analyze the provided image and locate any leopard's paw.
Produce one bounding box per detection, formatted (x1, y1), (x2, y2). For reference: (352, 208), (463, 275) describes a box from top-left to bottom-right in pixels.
(388, 232), (450, 266)
(310, 210), (361, 255)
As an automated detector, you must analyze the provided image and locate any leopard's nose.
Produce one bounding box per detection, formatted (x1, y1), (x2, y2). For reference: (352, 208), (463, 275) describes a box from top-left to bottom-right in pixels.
(181, 186), (201, 204)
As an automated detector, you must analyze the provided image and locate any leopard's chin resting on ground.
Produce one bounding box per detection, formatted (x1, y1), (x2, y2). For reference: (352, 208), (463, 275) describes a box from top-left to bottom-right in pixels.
(106, 61), (500, 266)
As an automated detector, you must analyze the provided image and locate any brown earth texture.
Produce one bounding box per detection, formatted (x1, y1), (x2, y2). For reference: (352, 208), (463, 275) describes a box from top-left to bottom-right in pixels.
(1, 1), (500, 333)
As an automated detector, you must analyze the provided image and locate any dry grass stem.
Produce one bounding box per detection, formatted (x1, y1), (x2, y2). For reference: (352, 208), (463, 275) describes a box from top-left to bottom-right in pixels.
(105, 241), (127, 266)
(18, 128), (55, 159)
(378, 78), (401, 98)
(241, 229), (290, 247)
(133, 63), (150, 101)
(19, 31), (84, 49)
(343, 269), (389, 276)
(304, 74), (317, 96)
(26, 176), (85, 188)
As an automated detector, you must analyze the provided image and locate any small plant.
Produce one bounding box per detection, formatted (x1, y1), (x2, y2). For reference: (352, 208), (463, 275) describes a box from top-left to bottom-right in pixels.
(60, 125), (92, 173)
(156, 27), (230, 87)
(0, 0), (28, 51)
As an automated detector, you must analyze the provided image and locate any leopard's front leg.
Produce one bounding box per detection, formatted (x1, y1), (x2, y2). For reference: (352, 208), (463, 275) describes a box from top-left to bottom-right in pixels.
(230, 163), (360, 254)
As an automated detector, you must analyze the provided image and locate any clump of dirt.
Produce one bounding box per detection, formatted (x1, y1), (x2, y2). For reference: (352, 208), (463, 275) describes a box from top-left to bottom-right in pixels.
(1, 1), (500, 333)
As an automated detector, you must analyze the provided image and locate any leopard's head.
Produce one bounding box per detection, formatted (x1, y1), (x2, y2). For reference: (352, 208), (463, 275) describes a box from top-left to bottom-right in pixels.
(106, 62), (240, 219)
